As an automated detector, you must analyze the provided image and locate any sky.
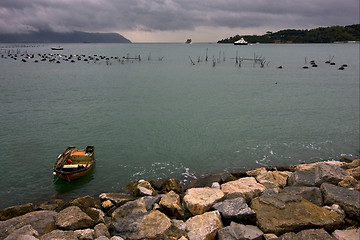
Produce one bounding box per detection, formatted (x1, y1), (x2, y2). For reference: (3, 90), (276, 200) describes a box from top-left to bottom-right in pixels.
(0, 0), (359, 43)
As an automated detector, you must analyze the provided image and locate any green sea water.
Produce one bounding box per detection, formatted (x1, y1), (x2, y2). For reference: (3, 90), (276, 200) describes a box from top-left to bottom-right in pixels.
(0, 43), (359, 208)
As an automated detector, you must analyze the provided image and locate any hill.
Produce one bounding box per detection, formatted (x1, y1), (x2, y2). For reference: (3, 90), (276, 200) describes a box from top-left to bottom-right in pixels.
(0, 31), (131, 43)
(218, 24), (360, 44)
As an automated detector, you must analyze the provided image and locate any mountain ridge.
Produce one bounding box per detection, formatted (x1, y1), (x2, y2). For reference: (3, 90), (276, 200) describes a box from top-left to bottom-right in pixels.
(0, 31), (131, 43)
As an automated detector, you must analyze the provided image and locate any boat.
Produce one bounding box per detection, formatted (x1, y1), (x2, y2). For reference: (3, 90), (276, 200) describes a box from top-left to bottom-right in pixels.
(53, 146), (94, 182)
(51, 47), (63, 50)
(185, 39), (192, 44)
(234, 38), (248, 45)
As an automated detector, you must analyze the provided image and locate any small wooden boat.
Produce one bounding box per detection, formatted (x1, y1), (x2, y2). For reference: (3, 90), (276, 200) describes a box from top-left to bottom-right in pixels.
(53, 146), (94, 182)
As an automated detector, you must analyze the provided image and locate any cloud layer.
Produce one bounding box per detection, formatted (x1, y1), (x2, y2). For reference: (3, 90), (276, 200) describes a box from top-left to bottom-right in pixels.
(0, 0), (358, 41)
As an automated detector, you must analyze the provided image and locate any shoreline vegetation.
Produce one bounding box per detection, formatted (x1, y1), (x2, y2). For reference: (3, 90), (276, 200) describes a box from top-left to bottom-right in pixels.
(0, 156), (359, 239)
(218, 24), (360, 44)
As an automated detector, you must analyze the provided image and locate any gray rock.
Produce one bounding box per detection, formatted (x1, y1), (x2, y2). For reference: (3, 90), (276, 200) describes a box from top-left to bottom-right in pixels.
(98, 193), (135, 206)
(94, 223), (111, 239)
(56, 206), (95, 230)
(0, 210), (57, 239)
(283, 186), (323, 206)
(251, 193), (344, 235)
(111, 197), (147, 221)
(278, 228), (336, 240)
(4, 225), (39, 240)
(39, 229), (78, 240)
(212, 197), (256, 224)
(218, 222), (263, 240)
(0, 203), (34, 221)
(332, 228), (360, 240)
(36, 199), (64, 211)
(137, 180), (157, 196)
(315, 163), (349, 185)
(288, 169), (319, 187)
(321, 182), (360, 220)
(85, 207), (105, 224)
(108, 210), (172, 239)
(144, 195), (163, 211)
(188, 172), (236, 188)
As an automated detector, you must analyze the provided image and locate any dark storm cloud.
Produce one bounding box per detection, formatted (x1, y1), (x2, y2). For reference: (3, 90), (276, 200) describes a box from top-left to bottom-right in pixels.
(0, 0), (358, 34)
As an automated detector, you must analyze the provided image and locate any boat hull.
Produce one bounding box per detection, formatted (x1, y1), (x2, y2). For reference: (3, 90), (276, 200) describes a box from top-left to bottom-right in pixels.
(54, 167), (92, 182)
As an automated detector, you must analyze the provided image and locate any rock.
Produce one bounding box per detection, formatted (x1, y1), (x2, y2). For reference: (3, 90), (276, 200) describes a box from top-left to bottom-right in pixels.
(161, 178), (184, 193)
(220, 177), (266, 202)
(346, 159), (360, 168)
(111, 197), (147, 221)
(212, 197), (256, 224)
(94, 223), (111, 239)
(188, 172), (236, 188)
(288, 169), (318, 187)
(85, 207), (105, 224)
(110, 237), (124, 240)
(211, 182), (221, 189)
(323, 204), (346, 219)
(172, 219), (187, 232)
(263, 233), (278, 240)
(246, 167), (267, 177)
(218, 222), (263, 240)
(315, 163), (349, 185)
(185, 210), (223, 240)
(144, 195), (164, 211)
(183, 187), (224, 215)
(101, 200), (114, 210)
(56, 206), (95, 230)
(0, 203), (34, 220)
(256, 171), (280, 190)
(251, 193), (344, 235)
(71, 195), (100, 210)
(39, 229), (78, 240)
(283, 186), (323, 206)
(0, 210), (57, 239)
(4, 225), (39, 240)
(74, 228), (95, 240)
(36, 199), (64, 211)
(95, 236), (110, 240)
(159, 190), (185, 219)
(321, 182), (360, 220)
(137, 179), (157, 196)
(98, 193), (135, 206)
(346, 166), (360, 181)
(295, 162), (320, 171)
(278, 228), (336, 240)
(338, 175), (359, 188)
(272, 171), (291, 188)
(108, 210), (172, 239)
(332, 228), (360, 240)
(163, 221), (188, 240)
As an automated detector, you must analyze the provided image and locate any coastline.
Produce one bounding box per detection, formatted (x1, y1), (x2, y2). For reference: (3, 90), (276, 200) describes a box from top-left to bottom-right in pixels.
(1, 156), (359, 239)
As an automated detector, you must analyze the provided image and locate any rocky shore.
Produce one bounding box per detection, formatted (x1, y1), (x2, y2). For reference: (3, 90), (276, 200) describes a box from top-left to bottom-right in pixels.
(1, 157), (359, 240)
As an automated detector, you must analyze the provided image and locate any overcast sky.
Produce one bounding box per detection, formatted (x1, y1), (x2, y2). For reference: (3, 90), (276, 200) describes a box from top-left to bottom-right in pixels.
(0, 0), (358, 42)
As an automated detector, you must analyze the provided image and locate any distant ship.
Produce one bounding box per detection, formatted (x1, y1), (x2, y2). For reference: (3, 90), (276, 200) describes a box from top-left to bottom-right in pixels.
(234, 38), (248, 45)
(185, 39), (192, 44)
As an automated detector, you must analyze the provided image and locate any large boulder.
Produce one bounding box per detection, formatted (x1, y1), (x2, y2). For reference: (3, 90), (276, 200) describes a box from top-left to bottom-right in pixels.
(346, 166), (360, 181)
(251, 193), (344, 235)
(84, 207), (105, 224)
(315, 163), (349, 185)
(99, 192), (136, 206)
(256, 171), (280, 191)
(0, 203), (34, 221)
(185, 210), (223, 240)
(282, 186), (323, 206)
(287, 169), (319, 187)
(159, 191), (185, 219)
(321, 182), (360, 220)
(183, 187), (224, 215)
(56, 206), (95, 230)
(71, 195), (100, 210)
(111, 197), (148, 221)
(108, 210), (172, 239)
(221, 177), (266, 202)
(188, 172), (236, 188)
(136, 180), (157, 196)
(212, 197), (256, 224)
(94, 223), (111, 239)
(0, 210), (57, 239)
(218, 222), (263, 240)
(277, 228), (335, 240)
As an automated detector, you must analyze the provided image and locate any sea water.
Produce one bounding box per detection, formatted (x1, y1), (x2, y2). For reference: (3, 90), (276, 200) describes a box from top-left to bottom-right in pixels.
(0, 43), (359, 209)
